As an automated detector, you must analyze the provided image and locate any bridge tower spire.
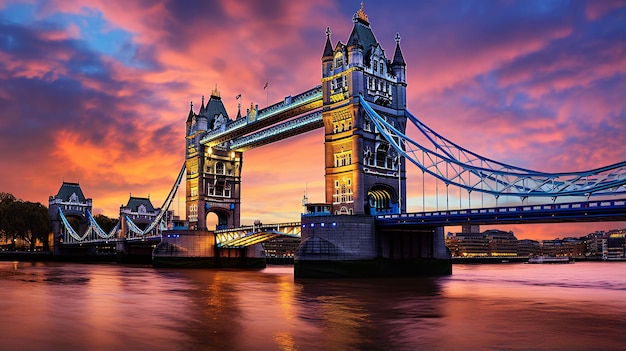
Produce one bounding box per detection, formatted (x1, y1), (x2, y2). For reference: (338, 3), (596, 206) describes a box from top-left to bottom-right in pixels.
(321, 3), (407, 215)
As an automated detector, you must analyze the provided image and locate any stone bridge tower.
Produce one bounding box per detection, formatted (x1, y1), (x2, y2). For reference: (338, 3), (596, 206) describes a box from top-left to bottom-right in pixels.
(185, 87), (242, 231)
(48, 182), (92, 253)
(322, 3), (407, 216)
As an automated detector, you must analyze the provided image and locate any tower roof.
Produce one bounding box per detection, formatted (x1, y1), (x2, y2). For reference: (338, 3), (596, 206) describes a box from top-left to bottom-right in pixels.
(124, 196), (156, 212)
(200, 95), (206, 113)
(186, 101), (195, 123)
(347, 3), (379, 60)
(322, 27), (334, 58)
(205, 86), (229, 120)
(392, 33), (406, 66)
(55, 182), (87, 202)
(347, 24), (363, 49)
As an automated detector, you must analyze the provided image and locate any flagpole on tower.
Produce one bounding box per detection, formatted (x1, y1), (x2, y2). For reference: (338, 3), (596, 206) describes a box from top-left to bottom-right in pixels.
(264, 80), (269, 106)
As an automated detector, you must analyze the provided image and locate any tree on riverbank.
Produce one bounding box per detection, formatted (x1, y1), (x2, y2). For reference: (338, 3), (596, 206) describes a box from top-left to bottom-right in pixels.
(0, 192), (51, 250)
(94, 213), (117, 233)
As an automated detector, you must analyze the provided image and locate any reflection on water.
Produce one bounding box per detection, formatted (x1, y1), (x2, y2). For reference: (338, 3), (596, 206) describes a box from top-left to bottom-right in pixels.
(0, 262), (624, 350)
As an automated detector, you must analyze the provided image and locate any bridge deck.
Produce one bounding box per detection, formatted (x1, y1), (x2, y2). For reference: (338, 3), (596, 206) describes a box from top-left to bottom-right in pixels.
(377, 199), (626, 226)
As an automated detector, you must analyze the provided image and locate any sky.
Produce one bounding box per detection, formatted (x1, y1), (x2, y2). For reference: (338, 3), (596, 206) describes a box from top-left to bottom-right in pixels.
(0, 0), (624, 241)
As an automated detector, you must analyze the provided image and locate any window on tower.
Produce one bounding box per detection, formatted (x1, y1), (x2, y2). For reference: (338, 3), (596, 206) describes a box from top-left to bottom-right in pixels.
(334, 150), (352, 168)
(334, 53), (344, 69)
(215, 162), (225, 175)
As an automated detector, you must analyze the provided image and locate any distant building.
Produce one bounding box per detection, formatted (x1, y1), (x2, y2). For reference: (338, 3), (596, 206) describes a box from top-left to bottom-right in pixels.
(484, 230), (518, 257)
(584, 232), (607, 259)
(446, 227), (626, 259)
(446, 229), (517, 257)
(542, 237), (585, 257)
(517, 239), (541, 257)
(607, 230), (626, 260)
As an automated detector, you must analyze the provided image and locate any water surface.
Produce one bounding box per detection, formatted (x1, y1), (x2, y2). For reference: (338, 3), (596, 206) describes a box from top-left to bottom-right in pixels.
(0, 261), (624, 350)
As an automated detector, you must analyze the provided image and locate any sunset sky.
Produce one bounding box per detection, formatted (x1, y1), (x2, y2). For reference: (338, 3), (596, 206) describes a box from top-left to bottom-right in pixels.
(1, 0), (624, 241)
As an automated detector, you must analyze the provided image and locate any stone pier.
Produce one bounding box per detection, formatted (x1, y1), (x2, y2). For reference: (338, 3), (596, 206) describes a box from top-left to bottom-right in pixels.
(294, 214), (452, 278)
(152, 230), (266, 268)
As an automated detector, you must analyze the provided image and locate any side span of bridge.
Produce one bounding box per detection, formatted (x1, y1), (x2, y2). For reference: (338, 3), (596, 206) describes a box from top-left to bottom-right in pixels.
(376, 199), (626, 227)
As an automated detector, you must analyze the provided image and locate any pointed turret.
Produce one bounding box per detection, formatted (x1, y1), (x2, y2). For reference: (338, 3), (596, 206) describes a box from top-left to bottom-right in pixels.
(200, 95), (206, 113)
(186, 101), (194, 124)
(322, 27), (334, 59)
(322, 27), (334, 77)
(392, 33), (406, 86)
(197, 95), (208, 131)
(392, 33), (406, 67)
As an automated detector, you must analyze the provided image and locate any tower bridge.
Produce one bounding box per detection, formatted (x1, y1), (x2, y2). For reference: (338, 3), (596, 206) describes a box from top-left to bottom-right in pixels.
(50, 4), (626, 275)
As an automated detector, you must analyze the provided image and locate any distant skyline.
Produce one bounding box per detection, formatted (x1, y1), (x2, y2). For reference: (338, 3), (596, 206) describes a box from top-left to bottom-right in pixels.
(1, 0), (624, 240)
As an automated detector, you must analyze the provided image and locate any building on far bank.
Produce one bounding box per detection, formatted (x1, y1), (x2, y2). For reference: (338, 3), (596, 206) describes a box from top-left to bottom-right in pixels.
(606, 230), (626, 260)
(446, 229), (518, 258)
(585, 231), (608, 260)
(484, 230), (518, 257)
(542, 237), (586, 258)
(446, 227), (626, 259)
(517, 239), (541, 257)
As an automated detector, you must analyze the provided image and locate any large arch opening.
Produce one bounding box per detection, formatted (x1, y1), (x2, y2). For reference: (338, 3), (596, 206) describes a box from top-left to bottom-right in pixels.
(367, 185), (397, 215)
(205, 210), (229, 231)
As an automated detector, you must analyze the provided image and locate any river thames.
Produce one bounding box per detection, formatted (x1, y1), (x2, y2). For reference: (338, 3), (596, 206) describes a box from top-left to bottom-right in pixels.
(0, 261), (624, 350)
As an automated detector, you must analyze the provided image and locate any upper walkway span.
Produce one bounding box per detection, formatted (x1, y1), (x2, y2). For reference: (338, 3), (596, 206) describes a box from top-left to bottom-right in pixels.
(200, 86), (322, 150)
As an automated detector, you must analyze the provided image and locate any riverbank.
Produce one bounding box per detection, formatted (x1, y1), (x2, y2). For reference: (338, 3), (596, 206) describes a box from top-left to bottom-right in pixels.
(451, 256), (613, 264)
(0, 251), (120, 263)
(0, 251), (54, 261)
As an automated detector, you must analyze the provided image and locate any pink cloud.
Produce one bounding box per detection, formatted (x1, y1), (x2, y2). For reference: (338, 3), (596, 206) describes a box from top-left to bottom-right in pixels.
(585, 0), (625, 20)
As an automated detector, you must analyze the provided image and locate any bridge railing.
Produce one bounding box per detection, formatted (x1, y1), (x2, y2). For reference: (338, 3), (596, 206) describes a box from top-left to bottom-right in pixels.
(378, 199), (626, 220)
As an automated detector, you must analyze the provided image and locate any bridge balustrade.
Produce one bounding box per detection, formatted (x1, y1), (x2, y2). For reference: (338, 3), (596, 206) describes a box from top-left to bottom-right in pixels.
(376, 199), (626, 226)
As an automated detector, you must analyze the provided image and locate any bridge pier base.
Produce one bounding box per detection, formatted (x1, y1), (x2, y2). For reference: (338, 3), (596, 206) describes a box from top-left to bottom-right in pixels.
(152, 230), (266, 268)
(295, 215), (452, 278)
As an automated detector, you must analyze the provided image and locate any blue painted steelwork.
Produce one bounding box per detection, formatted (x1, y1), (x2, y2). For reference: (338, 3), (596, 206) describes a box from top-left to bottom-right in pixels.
(58, 208), (120, 244)
(360, 95), (626, 198)
(59, 163), (186, 244)
(376, 198), (626, 226)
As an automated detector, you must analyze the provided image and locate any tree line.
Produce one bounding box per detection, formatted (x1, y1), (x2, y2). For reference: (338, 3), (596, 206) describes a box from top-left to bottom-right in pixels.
(0, 192), (51, 251)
